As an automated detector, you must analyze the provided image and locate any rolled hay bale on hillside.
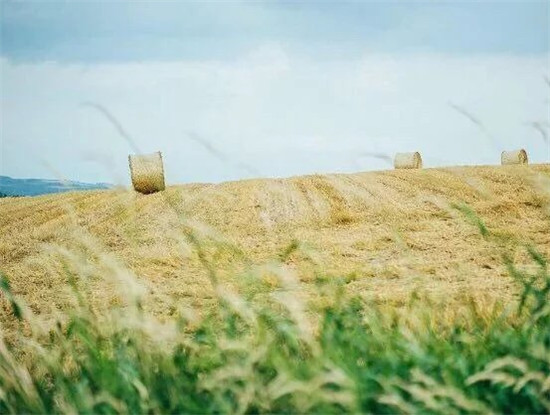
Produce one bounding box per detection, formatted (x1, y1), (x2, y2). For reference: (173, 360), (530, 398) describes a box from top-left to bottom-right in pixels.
(501, 149), (528, 165)
(394, 152), (423, 169)
(128, 151), (166, 194)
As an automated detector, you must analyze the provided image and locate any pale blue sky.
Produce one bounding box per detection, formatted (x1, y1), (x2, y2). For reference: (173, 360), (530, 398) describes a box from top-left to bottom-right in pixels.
(2, 2), (548, 62)
(1, 1), (549, 183)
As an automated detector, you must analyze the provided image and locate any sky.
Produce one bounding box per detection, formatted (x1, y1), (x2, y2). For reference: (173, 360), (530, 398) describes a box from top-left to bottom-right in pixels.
(1, 1), (549, 185)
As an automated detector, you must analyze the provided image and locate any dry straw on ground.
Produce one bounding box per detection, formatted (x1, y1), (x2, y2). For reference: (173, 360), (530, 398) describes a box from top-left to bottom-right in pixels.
(129, 151), (166, 194)
(1, 164), (549, 333)
(394, 152), (423, 169)
(501, 149), (528, 165)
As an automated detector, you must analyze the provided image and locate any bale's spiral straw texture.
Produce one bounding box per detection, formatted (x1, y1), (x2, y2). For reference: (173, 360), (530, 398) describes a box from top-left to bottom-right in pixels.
(394, 152), (423, 169)
(501, 149), (528, 165)
(129, 151), (166, 194)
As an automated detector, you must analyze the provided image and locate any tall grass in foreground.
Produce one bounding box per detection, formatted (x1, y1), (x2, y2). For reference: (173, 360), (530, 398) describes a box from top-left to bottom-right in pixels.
(1, 208), (549, 414)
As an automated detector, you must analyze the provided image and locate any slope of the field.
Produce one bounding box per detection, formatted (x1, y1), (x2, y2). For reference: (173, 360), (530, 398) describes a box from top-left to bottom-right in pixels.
(1, 165), (549, 323)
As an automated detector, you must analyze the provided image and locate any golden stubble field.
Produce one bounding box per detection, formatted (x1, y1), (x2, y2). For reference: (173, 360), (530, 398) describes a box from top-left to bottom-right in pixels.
(1, 164), (549, 330)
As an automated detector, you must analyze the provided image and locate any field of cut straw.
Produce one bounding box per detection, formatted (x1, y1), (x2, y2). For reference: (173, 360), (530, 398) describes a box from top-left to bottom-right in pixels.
(1, 164), (549, 413)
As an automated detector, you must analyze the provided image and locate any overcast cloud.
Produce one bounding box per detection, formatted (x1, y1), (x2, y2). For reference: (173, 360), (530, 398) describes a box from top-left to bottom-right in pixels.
(1, 1), (549, 184)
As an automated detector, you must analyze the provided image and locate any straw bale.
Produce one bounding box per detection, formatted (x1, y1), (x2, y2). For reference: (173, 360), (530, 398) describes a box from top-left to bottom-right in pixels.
(501, 149), (528, 165)
(394, 152), (423, 169)
(129, 151), (166, 194)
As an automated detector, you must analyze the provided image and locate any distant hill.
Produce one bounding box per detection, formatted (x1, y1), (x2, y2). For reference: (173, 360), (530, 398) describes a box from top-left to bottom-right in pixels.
(0, 175), (112, 197)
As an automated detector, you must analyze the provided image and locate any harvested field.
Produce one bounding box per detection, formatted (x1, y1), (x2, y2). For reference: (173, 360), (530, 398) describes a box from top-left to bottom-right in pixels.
(1, 164), (549, 327)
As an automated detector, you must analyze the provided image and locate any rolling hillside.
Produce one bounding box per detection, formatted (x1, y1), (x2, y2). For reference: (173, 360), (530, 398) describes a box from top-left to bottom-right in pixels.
(0, 175), (112, 197)
(1, 164), (549, 326)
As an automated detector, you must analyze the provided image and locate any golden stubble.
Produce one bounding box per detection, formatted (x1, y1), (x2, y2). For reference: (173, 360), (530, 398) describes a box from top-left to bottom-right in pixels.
(1, 164), (549, 333)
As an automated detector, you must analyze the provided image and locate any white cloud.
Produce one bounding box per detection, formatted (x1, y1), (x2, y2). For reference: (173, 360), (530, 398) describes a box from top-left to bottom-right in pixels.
(1, 47), (548, 184)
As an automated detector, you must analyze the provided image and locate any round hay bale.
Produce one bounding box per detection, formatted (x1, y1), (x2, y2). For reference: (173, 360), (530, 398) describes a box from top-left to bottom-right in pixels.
(394, 152), (423, 169)
(128, 151), (166, 194)
(501, 149), (528, 165)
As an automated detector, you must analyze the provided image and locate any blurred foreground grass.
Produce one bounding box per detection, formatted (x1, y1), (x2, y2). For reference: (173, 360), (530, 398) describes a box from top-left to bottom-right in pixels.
(1, 209), (549, 414)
